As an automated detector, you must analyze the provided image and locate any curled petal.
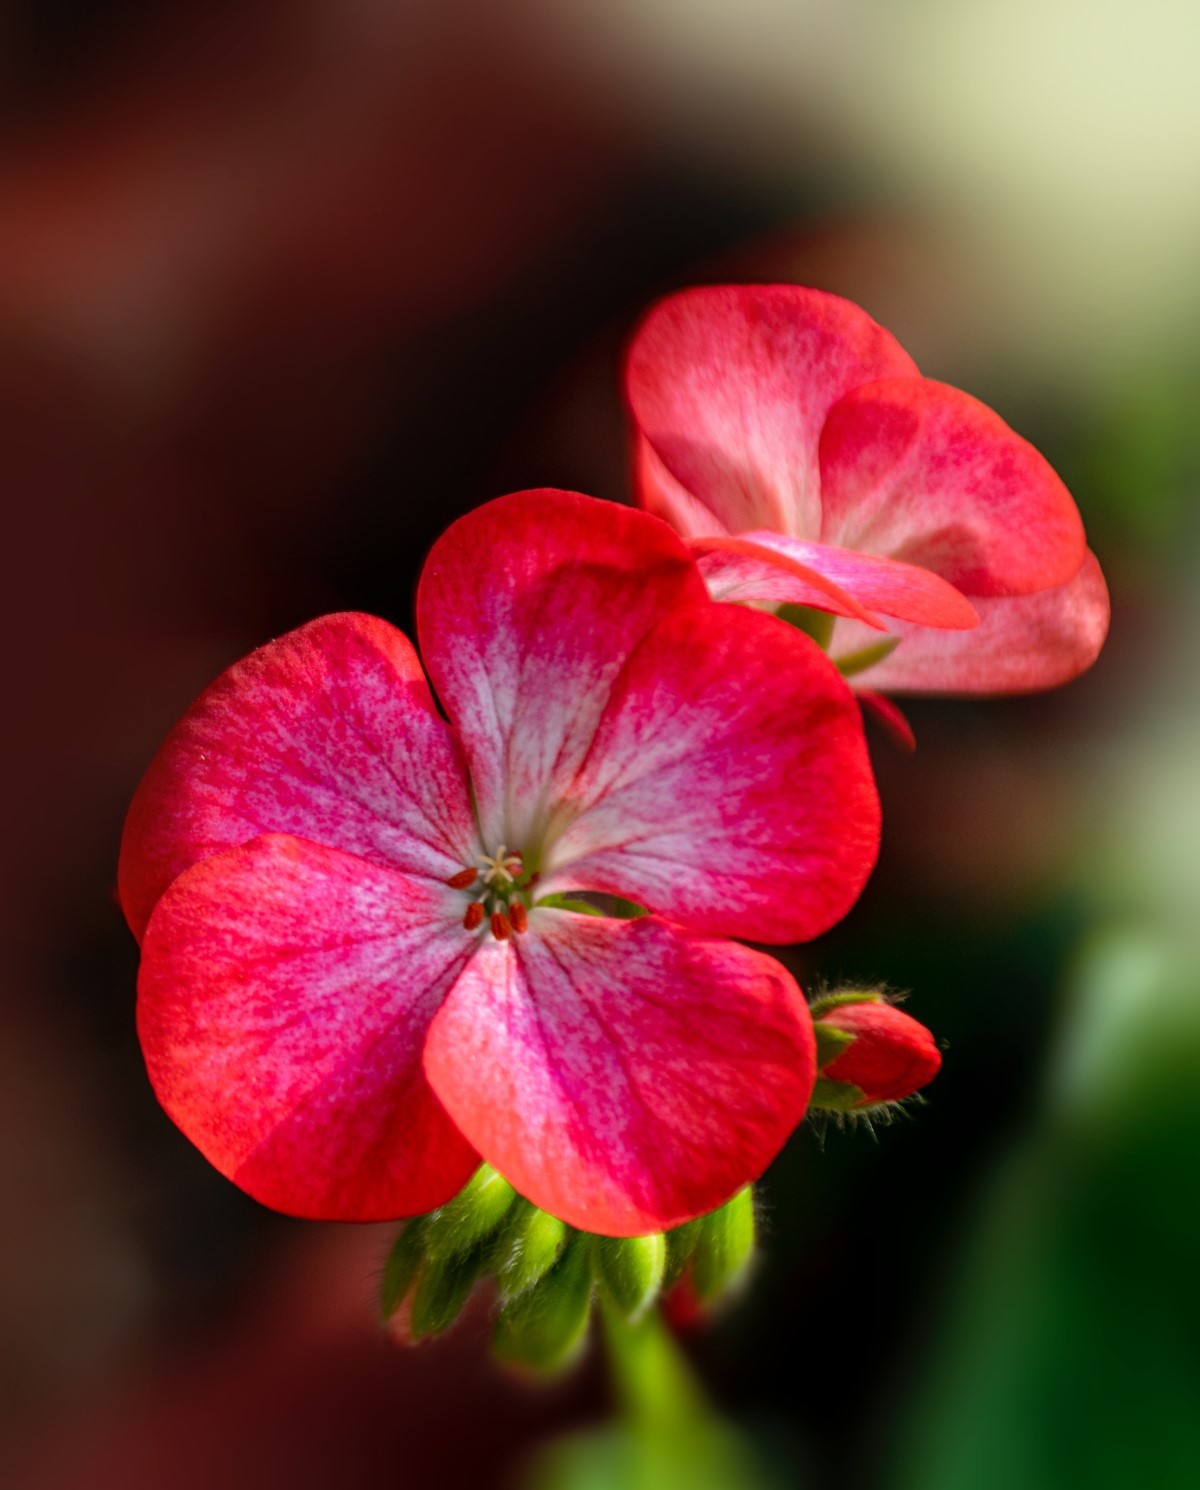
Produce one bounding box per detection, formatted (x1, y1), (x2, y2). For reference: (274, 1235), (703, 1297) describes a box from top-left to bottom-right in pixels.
(119, 613), (476, 941)
(541, 600), (880, 944)
(833, 550), (1110, 695)
(688, 534), (883, 624)
(417, 489), (706, 853)
(709, 531), (979, 629)
(626, 284), (919, 539)
(138, 835), (479, 1220)
(819, 378), (1086, 596)
(857, 691), (916, 752)
(423, 911), (816, 1235)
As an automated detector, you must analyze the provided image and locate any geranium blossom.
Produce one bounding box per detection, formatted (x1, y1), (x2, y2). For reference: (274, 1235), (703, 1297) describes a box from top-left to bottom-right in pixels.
(120, 490), (880, 1235)
(625, 284), (1109, 723)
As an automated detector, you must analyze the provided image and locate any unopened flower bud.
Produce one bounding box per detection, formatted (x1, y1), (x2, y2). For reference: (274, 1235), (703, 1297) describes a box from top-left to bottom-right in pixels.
(691, 1186), (756, 1306)
(409, 1244), (488, 1340)
(379, 1220), (426, 1322)
(594, 1233), (667, 1321)
(493, 1233), (594, 1374)
(422, 1164), (516, 1260)
(496, 1200), (572, 1300)
(810, 991), (941, 1110)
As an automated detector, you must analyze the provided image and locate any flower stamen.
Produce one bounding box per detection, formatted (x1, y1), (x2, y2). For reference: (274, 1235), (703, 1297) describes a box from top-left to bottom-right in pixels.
(479, 845), (523, 887)
(509, 901), (528, 935)
(447, 867), (479, 890)
(490, 910), (513, 941)
(463, 902), (485, 931)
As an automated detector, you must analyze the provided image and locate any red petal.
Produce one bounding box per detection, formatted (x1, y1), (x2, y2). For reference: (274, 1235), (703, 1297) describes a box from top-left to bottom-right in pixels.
(834, 550), (1110, 695)
(687, 534), (884, 624)
(138, 835), (479, 1220)
(715, 531), (979, 629)
(119, 612), (476, 941)
(416, 489), (706, 854)
(626, 284), (919, 539)
(424, 912), (815, 1235)
(857, 691), (916, 752)
(819, 378), (1086, 597)
(820, 1000), (942, 1104)
(539, 601), (880, 945)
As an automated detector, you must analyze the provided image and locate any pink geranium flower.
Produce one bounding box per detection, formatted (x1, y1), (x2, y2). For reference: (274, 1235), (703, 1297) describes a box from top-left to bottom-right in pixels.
(119, 491), (880, 1236)
(625, 285), (1109, 734)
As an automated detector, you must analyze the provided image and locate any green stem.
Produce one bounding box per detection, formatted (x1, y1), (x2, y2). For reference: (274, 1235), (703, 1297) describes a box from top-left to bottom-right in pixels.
(599, 1298), (711, 1431)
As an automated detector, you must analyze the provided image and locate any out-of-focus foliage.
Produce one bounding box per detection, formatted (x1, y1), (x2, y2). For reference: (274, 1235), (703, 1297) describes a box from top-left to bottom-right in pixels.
(892, 930), (1200, 1490)
(525, 1308), (783, 1490)
(891, 590), (1200, 1489)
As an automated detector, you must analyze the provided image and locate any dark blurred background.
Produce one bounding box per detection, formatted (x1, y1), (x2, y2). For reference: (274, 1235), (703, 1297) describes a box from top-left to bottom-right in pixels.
(3, 2), (1198, 1487)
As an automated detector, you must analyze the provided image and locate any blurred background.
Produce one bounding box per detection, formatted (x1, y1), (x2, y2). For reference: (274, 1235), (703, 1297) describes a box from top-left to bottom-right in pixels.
(3, 1), (1198, 1486)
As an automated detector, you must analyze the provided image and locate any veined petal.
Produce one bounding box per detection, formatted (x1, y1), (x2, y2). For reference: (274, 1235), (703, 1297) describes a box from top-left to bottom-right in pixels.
(416, 489), (706, 854)
(832, 551), (1110, 695)
(540, 600), (880, 944)
(423, 911), (816, 1236)
(714, 531), (979, 629)
(819, 378), (1086, 596)
(688, 534), (884, 624)
(119, 612), (477, 941)
(626, 284), (919, 539)
(634, 432), (735, 542)
(138, 835), (479, 1220)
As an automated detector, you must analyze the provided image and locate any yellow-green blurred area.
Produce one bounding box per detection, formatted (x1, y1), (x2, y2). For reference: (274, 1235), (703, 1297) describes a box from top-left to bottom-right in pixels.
(2, 3), (1197, 1488)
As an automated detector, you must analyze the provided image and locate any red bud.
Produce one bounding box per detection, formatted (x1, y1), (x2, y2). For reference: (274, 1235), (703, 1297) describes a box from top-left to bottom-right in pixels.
(813, 995), (941, 1108)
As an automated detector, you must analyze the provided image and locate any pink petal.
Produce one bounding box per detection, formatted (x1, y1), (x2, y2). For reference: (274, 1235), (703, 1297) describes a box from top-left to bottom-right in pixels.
(833, 550), (1110, 695)
(416, 489), (706, 854)
(710, 530), (979, 628)
(423, 911), (816, 1235)
(688, 534), (884, 624)
(138, 834), (479, 1220)
(540, 600), (880, 944)
(626, 284), (919, 539)
(819, 378), (1086, 597)
(119, 613), (477, 942)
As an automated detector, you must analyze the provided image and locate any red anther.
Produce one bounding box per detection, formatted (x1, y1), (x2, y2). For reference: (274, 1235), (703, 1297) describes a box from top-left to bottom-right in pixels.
(462, 902), (485, 931)
(491, 910), (512, 941)
(509, 901), (528, 934)
(447, 867), (478, 889)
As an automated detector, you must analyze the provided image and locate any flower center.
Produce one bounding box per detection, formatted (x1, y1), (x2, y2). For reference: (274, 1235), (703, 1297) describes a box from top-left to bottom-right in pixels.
(446, 845), (531, 940)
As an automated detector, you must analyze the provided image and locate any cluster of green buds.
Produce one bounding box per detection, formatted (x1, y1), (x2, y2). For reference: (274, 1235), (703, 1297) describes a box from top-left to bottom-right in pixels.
(380, 1166), (756, 1373)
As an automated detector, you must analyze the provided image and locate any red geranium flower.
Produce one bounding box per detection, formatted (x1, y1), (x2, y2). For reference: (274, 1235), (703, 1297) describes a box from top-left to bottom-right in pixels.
(625, 284), (1109, 731)
(119, 491), (880, 1236)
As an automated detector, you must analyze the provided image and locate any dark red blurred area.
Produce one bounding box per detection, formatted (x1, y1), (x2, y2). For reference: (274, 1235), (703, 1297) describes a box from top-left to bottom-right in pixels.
(1, 6), (637, 1484)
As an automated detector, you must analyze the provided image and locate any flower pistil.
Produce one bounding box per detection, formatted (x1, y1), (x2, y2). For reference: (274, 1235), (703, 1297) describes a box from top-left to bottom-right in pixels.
(449, 845), (530, 937)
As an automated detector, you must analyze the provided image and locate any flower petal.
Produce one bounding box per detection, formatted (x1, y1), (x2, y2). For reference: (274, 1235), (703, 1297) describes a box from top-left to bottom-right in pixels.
(687, 534), (884, 624)
(540, 600), (880, 944)
(119, 613), (477, 941)
(423, 911), (816, 1235)
(857, 691), (917, 752)
(832, 550), (1110, 695)
(819, 378), (1086, 596)
(138, 834), (479, 1220)
(416, 489), (706, 854)
(708, 530), (979, 628)
(626, 284), (919, 539)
